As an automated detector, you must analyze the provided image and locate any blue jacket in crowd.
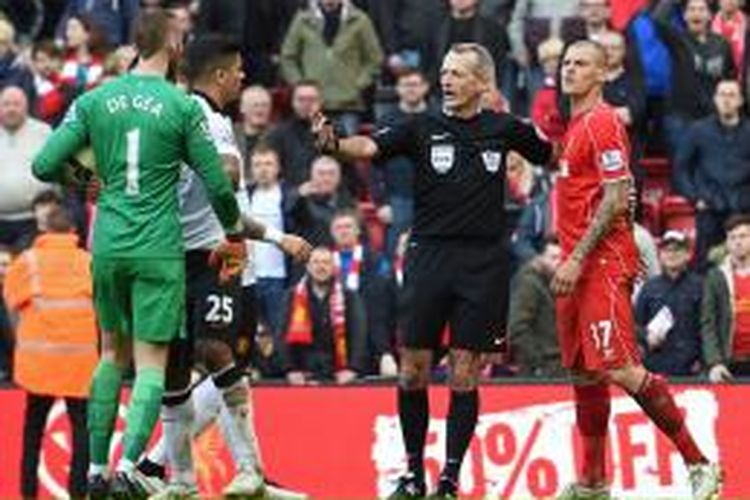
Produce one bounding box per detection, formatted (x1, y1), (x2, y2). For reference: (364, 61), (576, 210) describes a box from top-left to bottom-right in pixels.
(673, 116), (750, 213)
(635, 270), (704, 376)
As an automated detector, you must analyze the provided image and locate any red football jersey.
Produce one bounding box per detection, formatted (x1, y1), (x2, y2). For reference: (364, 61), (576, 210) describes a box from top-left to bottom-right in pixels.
(556, 102), (638, 276)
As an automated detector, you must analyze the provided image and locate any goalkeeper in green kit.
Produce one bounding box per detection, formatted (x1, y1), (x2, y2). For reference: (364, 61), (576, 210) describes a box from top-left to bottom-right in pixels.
(32, 9), (254, 498)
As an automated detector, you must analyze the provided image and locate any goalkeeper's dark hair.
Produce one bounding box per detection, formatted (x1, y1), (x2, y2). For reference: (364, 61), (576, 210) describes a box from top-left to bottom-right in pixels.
(133, 9), (172, 59)
(184, 33), (242, 84)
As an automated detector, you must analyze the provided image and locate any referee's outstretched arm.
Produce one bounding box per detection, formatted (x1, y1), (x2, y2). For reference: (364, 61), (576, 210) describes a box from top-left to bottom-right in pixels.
(311, 111), (380, 161)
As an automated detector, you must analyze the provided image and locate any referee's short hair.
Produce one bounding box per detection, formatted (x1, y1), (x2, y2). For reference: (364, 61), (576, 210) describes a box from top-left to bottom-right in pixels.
(184, 33), (242, 84)
(447, 43), (496, 84)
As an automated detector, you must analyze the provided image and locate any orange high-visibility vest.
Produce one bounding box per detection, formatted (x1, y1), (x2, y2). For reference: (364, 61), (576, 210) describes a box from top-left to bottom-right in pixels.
(3, 233), (98, 398)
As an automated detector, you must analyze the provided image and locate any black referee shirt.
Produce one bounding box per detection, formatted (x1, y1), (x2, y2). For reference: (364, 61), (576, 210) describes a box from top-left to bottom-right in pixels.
(372, 109), (552, 240)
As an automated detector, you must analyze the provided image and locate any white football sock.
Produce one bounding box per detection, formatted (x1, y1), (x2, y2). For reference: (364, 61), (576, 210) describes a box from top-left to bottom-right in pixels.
(144, 434), (166, 466)
(218, 377), (263, 473)
(190, 376), (223, 438)
(88, 463), (108, 478)
(161, 400), (196, 485)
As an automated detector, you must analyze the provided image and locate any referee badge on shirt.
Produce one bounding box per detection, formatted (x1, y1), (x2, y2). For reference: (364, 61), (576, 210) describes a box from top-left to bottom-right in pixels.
(430, 144), (455, 174)
(481, 150), (503, 173)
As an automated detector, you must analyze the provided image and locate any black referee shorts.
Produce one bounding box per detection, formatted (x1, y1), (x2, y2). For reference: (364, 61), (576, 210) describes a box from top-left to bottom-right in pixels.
(166, 250), (243, 389)
(401, 237), (509, 353)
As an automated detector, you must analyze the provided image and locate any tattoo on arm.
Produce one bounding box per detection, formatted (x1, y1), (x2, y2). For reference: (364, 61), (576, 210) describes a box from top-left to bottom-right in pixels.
(571, 178), (631, 262)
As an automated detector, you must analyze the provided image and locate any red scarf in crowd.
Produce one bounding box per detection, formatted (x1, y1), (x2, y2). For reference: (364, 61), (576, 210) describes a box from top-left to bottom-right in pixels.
(286, 277), (348, 369)
(712, 10), (747, 73)
(333, 244), (363, 291)
(35, 74), (65, 123)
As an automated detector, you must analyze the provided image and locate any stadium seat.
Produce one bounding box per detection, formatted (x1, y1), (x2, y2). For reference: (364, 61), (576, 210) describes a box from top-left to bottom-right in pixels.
(639, 157), (672, 235)
(358, 122), (375, 136)
(640, 157), (671, 203)
(270, 86), (291, 121)
(640, 197), (662, 236)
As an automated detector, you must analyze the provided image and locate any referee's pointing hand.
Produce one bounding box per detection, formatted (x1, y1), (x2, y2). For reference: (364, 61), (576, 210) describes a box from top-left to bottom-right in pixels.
(551, 256), (583, 296)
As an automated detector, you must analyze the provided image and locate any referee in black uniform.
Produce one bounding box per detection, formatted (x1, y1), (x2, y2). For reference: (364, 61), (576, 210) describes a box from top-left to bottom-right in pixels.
(314, 43), (553, 498)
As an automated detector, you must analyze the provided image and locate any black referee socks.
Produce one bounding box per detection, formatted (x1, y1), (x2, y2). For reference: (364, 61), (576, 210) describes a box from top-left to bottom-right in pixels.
(397, 387), (429, 482)
(443, 389), (479, 483)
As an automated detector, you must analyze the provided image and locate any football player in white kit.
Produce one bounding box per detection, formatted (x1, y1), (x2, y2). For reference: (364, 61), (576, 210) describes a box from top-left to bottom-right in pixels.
(139, 34), (310, 498)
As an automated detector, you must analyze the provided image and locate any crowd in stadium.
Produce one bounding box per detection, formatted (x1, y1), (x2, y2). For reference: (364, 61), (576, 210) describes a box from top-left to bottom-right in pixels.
(1, 0), (750, 389)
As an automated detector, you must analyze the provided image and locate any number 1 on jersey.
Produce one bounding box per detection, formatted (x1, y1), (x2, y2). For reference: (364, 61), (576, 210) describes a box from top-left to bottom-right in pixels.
(125, 128), (140, 196)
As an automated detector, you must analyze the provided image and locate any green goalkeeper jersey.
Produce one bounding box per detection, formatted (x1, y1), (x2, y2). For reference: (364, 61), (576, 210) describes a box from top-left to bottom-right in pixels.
(33, 73), (239, 258)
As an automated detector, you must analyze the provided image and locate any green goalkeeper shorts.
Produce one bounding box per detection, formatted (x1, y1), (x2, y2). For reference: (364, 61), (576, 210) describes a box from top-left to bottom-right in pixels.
(92, 256), (185, 343)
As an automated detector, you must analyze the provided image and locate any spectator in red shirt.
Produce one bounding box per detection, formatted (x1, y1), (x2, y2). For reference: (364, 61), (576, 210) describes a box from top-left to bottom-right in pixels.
(530, 37), (566, 143)
(59, 15), (106, 96)
(702, 214), (750, 381)
(712, 0), (747, 77)
(30, 40), (65, 125)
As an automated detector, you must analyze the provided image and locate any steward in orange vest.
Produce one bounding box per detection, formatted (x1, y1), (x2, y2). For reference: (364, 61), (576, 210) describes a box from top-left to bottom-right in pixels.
(3, 207), (97, 498)
(4, 224), (98, 397)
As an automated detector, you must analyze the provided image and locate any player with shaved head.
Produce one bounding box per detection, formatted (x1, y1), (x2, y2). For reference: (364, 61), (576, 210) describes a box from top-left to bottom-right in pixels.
(552, 39), (722, 499)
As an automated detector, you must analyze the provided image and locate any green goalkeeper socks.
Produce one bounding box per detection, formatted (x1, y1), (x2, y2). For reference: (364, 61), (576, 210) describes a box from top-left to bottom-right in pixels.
(88, 359), (123, 467)
(122, 367), (165, 464)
